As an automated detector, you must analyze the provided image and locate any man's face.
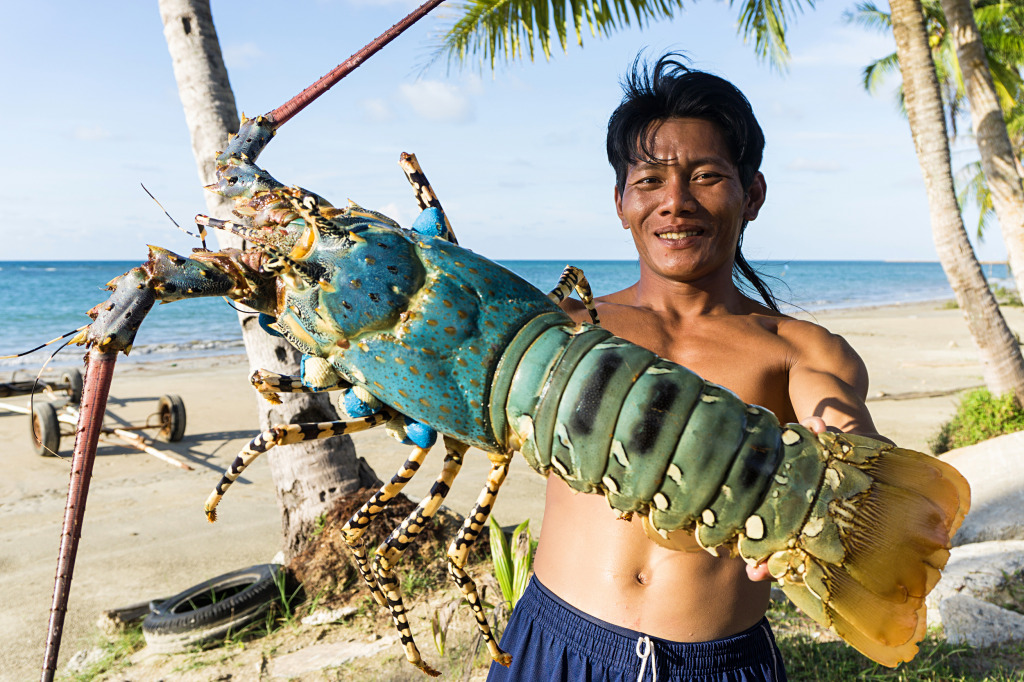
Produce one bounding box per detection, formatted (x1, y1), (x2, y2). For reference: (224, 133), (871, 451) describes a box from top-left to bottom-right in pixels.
(615, 117), (765, 285)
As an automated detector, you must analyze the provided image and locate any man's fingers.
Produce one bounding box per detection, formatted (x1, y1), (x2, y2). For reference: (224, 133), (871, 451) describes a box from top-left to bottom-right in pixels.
(800, 416), (827, 434)
(746, 562), (773, 582)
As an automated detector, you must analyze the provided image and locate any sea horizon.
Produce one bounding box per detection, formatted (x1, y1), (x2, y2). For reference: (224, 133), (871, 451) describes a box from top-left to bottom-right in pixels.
(1, 259), (1011, 371)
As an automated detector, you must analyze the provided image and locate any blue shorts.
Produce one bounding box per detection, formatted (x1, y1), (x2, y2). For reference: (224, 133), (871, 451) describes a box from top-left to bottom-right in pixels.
(487, 576), (787, 682)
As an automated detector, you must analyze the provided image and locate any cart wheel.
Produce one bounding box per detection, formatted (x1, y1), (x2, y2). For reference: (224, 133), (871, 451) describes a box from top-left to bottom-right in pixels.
(31, 403), (60, 456)
(61, 369), (83, 405)
(157, 394), (186, 442)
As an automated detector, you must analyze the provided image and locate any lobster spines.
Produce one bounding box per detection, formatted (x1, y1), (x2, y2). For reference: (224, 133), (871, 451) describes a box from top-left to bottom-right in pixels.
(742, 431), (970, 667)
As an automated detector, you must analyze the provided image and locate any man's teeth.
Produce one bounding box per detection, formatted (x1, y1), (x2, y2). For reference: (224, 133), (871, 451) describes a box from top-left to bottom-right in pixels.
(659, 231), (701, 240)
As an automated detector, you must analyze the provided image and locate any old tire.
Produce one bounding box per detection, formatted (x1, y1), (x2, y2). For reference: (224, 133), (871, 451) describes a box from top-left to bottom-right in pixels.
(156, 394), (186, 442)
(142, 564), (282, 653)
(31, 402), (60, 456)
(61, 369), (83, 405)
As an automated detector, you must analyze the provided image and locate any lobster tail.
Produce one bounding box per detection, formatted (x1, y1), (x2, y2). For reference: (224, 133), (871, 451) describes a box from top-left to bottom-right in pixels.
(743, 432), (970, 667)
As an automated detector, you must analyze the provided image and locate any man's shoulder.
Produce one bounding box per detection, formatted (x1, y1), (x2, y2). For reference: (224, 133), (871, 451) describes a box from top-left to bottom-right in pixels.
(775, 314), (866, 378)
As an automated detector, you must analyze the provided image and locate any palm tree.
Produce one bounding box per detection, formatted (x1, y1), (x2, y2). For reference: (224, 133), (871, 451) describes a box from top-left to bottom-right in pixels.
(889, 0), (1024, 402)
(435, 0), (1024, 402)
(939, 0), (1024, 300)
(848, 0), (1024, 269)
(158, 0), (380, 559)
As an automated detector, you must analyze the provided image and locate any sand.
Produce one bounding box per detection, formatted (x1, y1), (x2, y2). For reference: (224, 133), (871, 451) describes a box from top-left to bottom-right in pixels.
(2, 299), (1020, 680)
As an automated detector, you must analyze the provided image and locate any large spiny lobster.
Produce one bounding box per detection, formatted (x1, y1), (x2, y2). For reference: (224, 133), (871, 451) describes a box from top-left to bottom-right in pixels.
(38, 4), (970, 678)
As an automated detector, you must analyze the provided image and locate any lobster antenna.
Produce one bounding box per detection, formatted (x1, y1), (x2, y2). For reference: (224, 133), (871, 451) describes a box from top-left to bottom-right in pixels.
(0, 326), (88, 360)
(141, 183), (208, 249)
(29, 336), (78, 461)
(267, 0), (447, 127)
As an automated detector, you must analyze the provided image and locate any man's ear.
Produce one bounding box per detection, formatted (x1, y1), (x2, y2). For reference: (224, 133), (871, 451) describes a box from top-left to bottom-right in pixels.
(743, 172), (767, 222)
(614, 186), (628, 229)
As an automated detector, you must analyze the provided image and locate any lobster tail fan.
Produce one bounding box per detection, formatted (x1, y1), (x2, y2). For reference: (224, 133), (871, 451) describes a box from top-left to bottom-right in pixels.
(773, 436), (970, 667)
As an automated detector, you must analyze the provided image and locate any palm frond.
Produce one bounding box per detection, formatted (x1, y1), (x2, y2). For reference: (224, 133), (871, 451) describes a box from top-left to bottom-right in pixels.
(842, 1), (892, 33)
(430, 0), (812, 71)
(954, 159), (995, 240)
(862, 52), (901, 93)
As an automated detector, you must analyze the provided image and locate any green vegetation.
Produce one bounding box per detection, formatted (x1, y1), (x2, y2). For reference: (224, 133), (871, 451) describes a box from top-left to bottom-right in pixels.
(931, 388), (1024, 453)
(59, 623), (146, 682)
(992, 284), (1023, 307)
(488, 517), (533, 612)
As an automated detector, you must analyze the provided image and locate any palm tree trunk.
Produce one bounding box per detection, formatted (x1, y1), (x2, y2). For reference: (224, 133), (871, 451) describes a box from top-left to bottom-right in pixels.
(158, 0), (379, 558)
(938, 0), (1024, 298)
(890, 0), (1024, 403)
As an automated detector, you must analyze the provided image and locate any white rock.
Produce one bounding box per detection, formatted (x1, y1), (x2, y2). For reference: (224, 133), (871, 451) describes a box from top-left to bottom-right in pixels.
(942, 431), (1024, 546)
(269, 635), (399, 677)
(64, 647), (106, 674)
(926, 540), (1024, 628)
(940, 594), (1024, 647)
(300, 605), (358, 626)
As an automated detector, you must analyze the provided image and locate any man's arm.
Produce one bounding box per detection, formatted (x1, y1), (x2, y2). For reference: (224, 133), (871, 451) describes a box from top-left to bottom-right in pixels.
(785, 321), (891, 443)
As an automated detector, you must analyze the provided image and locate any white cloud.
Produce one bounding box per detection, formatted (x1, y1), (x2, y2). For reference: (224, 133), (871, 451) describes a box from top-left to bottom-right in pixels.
(360, 97), (396, 123)
(785, 158), (844, 173)
(399, 80), (473, 123)
(222, 42), (265, 70)
(73, 125), (111, 141)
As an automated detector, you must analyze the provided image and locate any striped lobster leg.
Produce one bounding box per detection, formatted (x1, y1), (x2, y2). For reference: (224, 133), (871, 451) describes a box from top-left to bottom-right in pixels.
(445, 459), (513, 667)
(370, 436), (470, 677)
(341, 444), (434, 609)
(546, 265), (601, 325)
(203, 411), (394, 522)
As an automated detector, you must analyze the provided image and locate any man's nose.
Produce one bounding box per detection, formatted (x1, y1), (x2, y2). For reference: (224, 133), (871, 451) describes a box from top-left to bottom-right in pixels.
(658, 177), (697, 214)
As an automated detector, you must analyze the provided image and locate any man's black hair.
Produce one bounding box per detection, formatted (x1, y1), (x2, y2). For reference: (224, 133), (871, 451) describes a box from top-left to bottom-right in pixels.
(607, 52), (781, 313)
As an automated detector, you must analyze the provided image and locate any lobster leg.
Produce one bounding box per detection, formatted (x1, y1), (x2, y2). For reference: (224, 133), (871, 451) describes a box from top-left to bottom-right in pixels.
(399, 152), (458, 245)
(203, 411), (394, 522)
(41, 348), (117, 682)
(546, 265), (600, 324)
(446, 459), (513, 667)
(249, 364), (353, 405)
(341, 445), (434, 606)
(371, 436), (470, 677)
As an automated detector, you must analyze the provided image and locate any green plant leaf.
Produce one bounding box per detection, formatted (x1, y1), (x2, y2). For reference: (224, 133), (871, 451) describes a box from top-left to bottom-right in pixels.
(489, 515), (515, 607)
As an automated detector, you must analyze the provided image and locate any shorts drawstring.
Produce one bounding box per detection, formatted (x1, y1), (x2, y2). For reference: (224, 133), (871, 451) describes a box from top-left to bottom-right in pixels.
(635, 635), (657, 682)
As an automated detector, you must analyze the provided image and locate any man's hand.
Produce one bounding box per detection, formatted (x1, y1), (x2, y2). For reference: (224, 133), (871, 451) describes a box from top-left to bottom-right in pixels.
(745, 416), (827, 582)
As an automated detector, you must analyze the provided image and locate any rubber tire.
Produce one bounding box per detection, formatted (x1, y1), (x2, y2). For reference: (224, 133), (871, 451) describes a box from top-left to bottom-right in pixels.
(31, 402), (60, 456)
(143, 564), (282, 653)
(61, 369), (83, 405)
(156, 394), (186, 442)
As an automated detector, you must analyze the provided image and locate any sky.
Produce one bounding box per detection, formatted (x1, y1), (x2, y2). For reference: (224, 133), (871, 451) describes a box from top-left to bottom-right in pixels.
(0, 0), (1008, 263)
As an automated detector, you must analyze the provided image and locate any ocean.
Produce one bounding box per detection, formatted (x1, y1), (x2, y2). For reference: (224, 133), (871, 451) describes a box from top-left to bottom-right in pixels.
(0, 259), (1010, 371)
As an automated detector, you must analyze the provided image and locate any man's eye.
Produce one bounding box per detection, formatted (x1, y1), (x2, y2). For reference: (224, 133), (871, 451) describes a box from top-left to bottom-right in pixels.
(694, 172), (721, 182)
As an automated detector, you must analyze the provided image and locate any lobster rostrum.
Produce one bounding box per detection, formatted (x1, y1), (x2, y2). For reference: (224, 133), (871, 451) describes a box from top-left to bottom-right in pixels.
(70, 106), (973, 676)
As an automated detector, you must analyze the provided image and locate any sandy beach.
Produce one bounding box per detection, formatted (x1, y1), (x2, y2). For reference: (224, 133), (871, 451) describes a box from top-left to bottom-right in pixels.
(2, 299), (1020, 680)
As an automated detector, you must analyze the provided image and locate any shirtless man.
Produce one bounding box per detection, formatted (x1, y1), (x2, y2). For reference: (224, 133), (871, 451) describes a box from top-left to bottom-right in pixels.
(488, 55), (888, 681)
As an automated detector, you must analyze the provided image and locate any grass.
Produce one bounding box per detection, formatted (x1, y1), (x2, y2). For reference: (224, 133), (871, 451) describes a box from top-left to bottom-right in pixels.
(930, 388), (1024, 453)
(769, 598), (1024, 681)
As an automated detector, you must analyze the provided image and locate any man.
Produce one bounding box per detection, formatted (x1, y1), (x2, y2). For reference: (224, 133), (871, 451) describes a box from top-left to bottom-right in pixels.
(488, 55), (888, 681)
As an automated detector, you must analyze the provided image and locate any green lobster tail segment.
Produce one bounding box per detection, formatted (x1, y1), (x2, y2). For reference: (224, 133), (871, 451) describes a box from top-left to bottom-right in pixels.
(648, 383), (747, 530)
(601, 358), (704, 513)
(695, 406), (783, 549)
(735, 424), (825, 558)
(488, 311), (571, 451)
(557, 339), (657, 493)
